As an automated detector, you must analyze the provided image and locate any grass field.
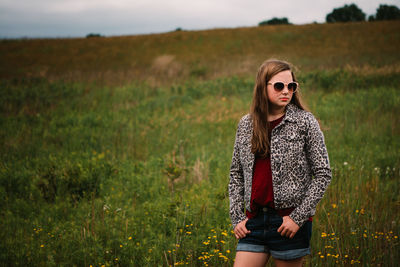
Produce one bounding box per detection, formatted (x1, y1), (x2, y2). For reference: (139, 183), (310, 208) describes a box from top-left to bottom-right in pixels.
(1, 21), (399, 266)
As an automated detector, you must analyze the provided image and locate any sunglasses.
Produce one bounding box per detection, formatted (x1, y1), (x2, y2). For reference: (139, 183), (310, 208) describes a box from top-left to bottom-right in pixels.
(267, 82), (298, 92)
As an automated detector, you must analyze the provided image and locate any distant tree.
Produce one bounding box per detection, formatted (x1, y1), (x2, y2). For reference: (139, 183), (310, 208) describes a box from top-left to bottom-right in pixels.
(259, 17), (291, 26)
(326, 4), (366, 23)
(375, 4), (400, 20)
(368, 15), (375, 21)
(86, 33), (102, 38)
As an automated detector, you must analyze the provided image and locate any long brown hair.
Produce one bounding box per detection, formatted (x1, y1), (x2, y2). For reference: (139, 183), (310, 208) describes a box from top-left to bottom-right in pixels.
(250, 59), (307, 158)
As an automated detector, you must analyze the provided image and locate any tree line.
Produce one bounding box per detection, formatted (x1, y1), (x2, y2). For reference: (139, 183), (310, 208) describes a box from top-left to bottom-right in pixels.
(259, 3), (400, 26)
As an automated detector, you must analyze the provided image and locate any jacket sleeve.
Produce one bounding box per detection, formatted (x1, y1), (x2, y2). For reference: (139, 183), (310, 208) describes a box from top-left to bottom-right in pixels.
(228, 117), (247, 229)
(289, 113), (332, 227)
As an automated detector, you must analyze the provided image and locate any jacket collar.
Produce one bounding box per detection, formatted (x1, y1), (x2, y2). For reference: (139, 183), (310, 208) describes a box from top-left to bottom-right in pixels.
(283, 103), (299, 123)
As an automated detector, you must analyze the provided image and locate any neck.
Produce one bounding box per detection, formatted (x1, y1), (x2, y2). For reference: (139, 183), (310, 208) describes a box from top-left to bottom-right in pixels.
(269, 106), (285, 116)
(268, 105), (286, 121)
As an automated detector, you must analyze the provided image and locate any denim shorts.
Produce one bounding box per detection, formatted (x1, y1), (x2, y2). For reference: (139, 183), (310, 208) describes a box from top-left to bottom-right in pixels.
(236, 207), (312, 260)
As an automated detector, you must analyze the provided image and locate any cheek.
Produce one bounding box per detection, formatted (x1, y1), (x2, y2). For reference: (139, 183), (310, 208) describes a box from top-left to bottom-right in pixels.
(267, 93), (272, 102)
(267, 88), (277, 101)
(267, 94), (275, 104)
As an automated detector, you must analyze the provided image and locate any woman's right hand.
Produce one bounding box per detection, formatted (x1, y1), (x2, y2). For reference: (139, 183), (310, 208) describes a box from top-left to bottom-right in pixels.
(234, 218), (251, 239)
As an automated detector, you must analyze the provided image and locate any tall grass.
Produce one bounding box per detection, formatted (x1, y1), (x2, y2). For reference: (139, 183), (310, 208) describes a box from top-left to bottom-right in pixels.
(1, 21), (399, 266)
(1, 68), (399, 266)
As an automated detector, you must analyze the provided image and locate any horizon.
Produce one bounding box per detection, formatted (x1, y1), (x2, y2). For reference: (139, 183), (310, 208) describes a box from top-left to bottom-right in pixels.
(0, 21), (339, 40)
(1, 0), (399, 39)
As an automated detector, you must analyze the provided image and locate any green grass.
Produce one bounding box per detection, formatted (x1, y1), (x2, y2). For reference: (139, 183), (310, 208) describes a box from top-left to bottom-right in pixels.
(1, 21), (400, 266)
(1, 69), (399, 266)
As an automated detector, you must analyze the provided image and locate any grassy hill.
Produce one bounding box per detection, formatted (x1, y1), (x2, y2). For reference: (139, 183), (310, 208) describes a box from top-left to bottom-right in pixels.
(1, 21), (400, 85)
(0, 21), (399, 266)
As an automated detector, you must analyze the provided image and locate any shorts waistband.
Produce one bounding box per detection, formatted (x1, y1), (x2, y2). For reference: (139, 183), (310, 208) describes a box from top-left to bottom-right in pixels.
(259, 206), (296, 217)
(260, 206), (278, 213)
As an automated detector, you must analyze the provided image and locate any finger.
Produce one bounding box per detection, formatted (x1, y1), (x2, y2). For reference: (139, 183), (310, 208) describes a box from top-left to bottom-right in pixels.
(242, 219), (249, 232)
(239, 226), (250, 237)
(238, 231), (245, 239)
(277, 225), (283, 233)
(234, 225), (243, 235)
(280, 228), (288, 237)
(234, 230), (242, 239)
(241, 226), (250, 236)
(240, 222), (250, 233)
(234, 229), (240, 238)
(289, 232), (295, 239)
(236, 227), (245, 238)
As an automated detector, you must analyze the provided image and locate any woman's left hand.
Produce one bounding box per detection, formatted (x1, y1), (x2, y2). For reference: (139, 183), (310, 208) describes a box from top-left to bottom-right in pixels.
(277, 216), (300, 239)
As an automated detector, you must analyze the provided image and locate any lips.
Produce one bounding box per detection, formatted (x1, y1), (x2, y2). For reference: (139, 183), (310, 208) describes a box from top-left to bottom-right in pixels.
(280, 98), (289, 101)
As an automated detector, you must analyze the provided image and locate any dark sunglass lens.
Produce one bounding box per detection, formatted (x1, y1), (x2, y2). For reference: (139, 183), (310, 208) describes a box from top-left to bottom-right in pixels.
(288, 82), (297, 91)
(274, 82), (284, 91)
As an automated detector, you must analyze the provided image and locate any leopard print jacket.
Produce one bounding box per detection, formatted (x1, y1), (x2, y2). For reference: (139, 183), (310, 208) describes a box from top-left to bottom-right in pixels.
(228, 103), (332, 229)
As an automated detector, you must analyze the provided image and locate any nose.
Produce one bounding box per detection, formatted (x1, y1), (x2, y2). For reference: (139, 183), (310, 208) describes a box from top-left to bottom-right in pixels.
(281, 85), (290, 94)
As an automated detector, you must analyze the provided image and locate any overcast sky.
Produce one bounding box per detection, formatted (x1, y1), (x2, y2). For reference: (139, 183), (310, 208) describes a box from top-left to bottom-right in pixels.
(1, 0), (399, 38)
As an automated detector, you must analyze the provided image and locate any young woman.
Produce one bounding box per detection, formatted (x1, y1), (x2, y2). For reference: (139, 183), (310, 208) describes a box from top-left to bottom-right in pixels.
(228, 59), (332, 267)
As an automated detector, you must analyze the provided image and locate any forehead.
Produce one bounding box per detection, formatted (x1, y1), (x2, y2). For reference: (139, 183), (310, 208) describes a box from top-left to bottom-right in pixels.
(269, 70), (293, 82)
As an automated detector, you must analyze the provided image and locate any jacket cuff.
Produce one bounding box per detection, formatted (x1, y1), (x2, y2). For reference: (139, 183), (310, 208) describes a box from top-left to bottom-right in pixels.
(232, 213), (247, 230)
(288, 209), (308, 228)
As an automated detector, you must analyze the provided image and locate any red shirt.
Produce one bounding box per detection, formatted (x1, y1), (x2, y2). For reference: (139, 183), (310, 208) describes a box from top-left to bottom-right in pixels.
(246, 115), (312, 222)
